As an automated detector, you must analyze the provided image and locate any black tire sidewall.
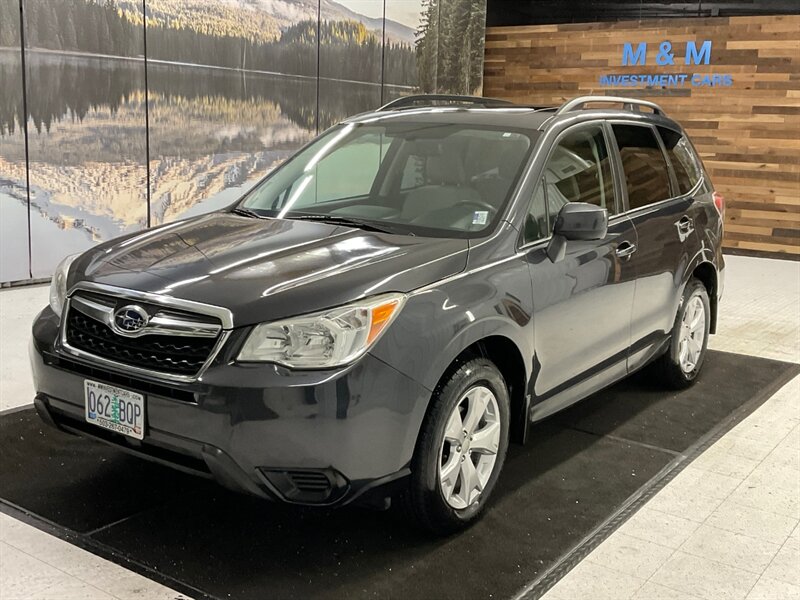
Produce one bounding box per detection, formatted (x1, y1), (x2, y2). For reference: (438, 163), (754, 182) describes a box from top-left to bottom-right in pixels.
(413, 359), (511, 530)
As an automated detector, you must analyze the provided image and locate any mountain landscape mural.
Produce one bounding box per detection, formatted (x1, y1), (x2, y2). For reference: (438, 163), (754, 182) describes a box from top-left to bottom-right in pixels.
(0, 0), (487, 283)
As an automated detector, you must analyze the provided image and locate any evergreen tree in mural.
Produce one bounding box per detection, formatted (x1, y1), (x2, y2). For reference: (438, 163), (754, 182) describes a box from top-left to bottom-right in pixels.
(416, 0), (439, 93)
(416, 0), (486, 94)
(0, 0), (18, 48)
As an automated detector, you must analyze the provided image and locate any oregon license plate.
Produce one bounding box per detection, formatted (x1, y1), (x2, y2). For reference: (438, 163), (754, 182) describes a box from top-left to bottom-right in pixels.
(84, 379), (144, 440)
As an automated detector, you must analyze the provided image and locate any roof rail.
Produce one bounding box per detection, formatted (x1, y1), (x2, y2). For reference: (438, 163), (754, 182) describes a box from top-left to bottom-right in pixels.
(556, 96), (664, 116)
(377, 94), (516, 111)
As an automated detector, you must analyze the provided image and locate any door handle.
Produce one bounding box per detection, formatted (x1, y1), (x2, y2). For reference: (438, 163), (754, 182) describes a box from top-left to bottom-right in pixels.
(675, 216), (694, 241)
(615, 241), (637, 258)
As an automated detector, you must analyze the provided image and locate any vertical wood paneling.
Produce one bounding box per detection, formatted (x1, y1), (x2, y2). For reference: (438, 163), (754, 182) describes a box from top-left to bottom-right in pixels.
(484, 15), (800, 257)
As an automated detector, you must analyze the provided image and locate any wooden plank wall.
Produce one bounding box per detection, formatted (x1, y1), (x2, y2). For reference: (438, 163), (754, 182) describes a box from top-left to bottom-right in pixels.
(484, 15), (800, 257)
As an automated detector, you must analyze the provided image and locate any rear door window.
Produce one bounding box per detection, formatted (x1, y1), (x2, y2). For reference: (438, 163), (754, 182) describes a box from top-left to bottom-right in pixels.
(612, 124), (672, 210)
(657, 127), (703, 196)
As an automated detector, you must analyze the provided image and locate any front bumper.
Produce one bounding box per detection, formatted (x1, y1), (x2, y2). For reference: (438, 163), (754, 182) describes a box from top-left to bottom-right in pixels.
(30, 308), (430, 506)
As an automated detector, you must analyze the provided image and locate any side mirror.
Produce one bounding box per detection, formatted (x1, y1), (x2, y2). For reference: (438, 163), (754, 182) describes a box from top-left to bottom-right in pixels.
(547, 203), (608, 262)
(554, 202), (608, 240)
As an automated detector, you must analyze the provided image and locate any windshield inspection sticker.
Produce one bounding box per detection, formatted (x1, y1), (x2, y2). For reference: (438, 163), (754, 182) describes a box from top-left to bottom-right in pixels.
(472, 211), (488, 226)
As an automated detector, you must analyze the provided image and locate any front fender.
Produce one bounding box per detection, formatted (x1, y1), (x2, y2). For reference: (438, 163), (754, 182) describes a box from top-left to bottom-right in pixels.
(370, 257), (535, 394)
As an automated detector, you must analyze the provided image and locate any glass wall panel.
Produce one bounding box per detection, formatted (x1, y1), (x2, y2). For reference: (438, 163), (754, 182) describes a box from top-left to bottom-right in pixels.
(383, 0), (422, 102)
(0, 0), (30, 282)
(146, 0), (318, 225)
(22, 0), (148, 278)
(0, 0), (488, 284)
(318, 1), (385, 131)
(384, 0), (486, 98)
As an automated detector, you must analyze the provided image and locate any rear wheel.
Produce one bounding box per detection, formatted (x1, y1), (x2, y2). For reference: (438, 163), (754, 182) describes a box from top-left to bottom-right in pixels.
(403, 358), (510, 535)
(655, 278), (711, 389)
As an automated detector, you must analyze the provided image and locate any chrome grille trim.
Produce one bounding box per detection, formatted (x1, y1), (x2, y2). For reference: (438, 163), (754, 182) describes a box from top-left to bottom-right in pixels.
(66, 281), (235, 328)
(58, 282), (234, 383)
(70, 295), (222, 339)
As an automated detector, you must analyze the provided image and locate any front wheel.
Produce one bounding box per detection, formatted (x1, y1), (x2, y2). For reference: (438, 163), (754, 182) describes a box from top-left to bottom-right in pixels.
(655, 278), (711, 389)
(403, 358), (510, 535)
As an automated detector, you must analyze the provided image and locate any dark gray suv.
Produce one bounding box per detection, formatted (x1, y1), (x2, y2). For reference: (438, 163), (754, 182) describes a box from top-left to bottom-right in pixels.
(31, 95), (724, 534)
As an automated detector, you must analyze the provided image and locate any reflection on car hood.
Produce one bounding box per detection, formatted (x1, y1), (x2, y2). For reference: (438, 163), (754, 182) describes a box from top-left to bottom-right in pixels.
(74, 212), (469, 325)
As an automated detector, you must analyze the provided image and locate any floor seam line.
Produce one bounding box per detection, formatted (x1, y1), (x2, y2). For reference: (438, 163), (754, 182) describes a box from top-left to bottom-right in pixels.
(566, 428), (681, 457)
(0, 501), (216, 600)
(84, 508), (158, 537)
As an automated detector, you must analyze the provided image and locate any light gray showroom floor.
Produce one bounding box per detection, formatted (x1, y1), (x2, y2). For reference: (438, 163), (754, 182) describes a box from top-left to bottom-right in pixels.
(0, 254), (798, 600)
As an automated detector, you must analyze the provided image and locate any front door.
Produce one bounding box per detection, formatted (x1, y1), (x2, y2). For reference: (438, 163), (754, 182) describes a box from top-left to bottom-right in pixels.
(520, 122), (638, 420)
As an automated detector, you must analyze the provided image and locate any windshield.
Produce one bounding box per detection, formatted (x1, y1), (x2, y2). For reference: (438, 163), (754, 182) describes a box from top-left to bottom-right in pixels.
(238, 121), (535, 238)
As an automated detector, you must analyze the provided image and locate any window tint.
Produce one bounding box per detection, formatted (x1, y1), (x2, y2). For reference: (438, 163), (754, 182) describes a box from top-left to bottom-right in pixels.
(400, 154), (425, 190)
(658, 127), (702, 196)
(612, 124), (672, 210)
(299, 133), (389, 204)
(523, 125), (616, 244)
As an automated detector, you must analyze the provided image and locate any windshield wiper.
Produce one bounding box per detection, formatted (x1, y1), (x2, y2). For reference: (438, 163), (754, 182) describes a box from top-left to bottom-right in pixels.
(288, 214), (406, 235)
(231, 207), (265, 219)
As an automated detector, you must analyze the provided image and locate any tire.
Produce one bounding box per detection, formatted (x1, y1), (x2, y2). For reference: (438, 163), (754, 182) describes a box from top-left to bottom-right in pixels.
(655, 278), (711, 389)
(403, 357), (510, 535)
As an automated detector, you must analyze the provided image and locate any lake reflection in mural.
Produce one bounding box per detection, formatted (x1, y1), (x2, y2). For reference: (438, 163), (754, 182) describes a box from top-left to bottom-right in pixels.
(146, 63), (316, 226)
(0, 1), (29, 282)
(0, 0), (486, 283)
(20, 51), (148, 278)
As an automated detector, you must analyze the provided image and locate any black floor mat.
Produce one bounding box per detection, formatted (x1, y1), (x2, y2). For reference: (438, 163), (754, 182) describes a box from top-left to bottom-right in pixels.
(1, 351), (797, 600)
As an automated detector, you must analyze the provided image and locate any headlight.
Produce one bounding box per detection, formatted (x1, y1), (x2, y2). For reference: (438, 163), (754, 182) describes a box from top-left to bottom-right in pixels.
(49, 254), (79, 318)
(237, 293), (406, 368)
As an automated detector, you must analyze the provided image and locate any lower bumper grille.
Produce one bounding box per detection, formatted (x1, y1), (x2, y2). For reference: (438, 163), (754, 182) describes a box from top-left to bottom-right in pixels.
(258, 468), (349, 504)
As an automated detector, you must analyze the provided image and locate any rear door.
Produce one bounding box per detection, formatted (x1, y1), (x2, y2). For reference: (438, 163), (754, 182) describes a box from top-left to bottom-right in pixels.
(521, 122), (638, 419)
(608, 122), (703, 371)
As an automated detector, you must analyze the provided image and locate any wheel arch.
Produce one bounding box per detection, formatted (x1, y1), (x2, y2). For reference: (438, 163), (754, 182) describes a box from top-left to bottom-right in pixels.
(690, 261), (718, 334)
(429, 334), (530, 446)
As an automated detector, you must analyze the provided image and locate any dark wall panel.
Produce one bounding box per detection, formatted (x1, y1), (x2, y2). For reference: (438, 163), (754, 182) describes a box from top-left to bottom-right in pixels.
(487, 0), (800, 27)
(0, 0), (30, 282)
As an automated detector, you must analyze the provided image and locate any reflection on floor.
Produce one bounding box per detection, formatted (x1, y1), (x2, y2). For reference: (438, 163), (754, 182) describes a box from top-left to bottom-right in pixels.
(0, 254), (798, 600)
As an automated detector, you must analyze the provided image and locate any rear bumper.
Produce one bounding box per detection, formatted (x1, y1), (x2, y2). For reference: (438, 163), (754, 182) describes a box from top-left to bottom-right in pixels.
(30, 308), (429, 507)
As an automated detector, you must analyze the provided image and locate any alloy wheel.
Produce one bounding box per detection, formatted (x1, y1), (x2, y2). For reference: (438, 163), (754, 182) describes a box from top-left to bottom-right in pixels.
(678, 295), (706, 373)
(438, 385), (501, 509)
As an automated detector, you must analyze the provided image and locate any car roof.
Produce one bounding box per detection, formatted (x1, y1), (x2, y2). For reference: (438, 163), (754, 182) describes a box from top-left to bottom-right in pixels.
(344, 95), (685, 135)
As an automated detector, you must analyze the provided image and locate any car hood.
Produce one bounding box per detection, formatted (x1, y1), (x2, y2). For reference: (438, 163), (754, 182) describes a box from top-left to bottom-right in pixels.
(73, 213), (468, 326)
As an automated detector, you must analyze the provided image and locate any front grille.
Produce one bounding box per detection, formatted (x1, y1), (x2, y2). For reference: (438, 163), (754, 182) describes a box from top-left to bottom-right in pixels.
(65, 299), (221, 377)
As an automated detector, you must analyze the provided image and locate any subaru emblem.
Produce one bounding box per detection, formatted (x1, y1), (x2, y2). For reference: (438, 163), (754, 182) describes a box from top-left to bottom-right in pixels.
(112, 305), (149, 336)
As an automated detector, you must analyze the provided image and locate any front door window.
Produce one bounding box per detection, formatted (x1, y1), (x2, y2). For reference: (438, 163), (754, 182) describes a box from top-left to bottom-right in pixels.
(523, 124), (616, 244)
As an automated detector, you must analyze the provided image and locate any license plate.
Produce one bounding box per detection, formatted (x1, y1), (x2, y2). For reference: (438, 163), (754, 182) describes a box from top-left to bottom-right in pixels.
(84, 379), (145, 440)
